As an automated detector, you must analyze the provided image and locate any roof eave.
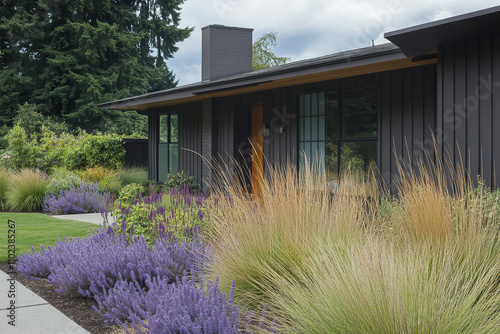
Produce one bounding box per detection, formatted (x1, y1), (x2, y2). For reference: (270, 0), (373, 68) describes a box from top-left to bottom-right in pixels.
(99, 45), (403, 111)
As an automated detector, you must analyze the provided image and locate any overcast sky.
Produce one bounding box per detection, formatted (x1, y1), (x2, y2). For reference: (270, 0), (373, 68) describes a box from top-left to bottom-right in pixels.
(168, 0), (500, 86)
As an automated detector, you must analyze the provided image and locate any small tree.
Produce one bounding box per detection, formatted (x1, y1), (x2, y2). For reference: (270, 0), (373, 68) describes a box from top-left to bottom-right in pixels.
(252, 32), (290, 70)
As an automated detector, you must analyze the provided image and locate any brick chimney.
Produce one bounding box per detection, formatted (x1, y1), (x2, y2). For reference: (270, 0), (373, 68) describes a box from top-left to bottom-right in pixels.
(202, 25), (253, 81)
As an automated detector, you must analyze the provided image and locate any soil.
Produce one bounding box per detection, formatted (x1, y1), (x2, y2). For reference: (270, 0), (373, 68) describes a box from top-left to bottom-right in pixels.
(0, 263), (122, 334)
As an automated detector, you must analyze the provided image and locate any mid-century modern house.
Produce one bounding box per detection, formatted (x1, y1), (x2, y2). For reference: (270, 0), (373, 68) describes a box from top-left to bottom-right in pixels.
(100, 6), (500, 193)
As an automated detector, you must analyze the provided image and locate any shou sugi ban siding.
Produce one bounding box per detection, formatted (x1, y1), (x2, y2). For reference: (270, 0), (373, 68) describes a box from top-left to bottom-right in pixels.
(437, 33), (500, 188)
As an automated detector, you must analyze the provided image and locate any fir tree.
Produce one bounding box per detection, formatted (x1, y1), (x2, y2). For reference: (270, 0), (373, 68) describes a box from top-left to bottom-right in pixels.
(0, 0), (192, 132)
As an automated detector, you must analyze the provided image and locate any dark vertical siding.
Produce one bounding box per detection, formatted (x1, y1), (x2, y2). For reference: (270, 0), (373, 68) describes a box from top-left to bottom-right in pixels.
(148, 102), (203, 183)
(467, 40), (480, 180)
(437, 33), (500, 188)
(493, 34), (500, 186)
(147, 112), (159, 181)
(380, 71), (392, 189)
(390, 69), (403, 191)
(208, 64), (435, 191)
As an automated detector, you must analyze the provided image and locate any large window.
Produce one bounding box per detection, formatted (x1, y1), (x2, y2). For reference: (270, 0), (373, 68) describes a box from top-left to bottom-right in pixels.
(299, 86), (378, 179)
(158, 113), (179, 182)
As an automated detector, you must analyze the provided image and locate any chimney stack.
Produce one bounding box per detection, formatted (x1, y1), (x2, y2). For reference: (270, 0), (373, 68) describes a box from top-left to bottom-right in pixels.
(202, 25), (253, 81)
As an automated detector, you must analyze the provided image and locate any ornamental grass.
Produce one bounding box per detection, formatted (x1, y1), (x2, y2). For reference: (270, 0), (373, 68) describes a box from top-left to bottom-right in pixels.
(6, 168), (48, 211)
(203, 156), (500, 333)
(0, 168), (9, 211)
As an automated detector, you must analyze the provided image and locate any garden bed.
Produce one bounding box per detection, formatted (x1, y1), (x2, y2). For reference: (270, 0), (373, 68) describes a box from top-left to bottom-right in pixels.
(0, 263), (119, 334)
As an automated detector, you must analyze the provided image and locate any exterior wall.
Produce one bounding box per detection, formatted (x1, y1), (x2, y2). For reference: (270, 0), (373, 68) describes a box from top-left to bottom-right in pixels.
(437, 33), (500, 188)
(149, 102), (204, 185)
(147, 64), (437, 191)
(212, 64), (436, 191)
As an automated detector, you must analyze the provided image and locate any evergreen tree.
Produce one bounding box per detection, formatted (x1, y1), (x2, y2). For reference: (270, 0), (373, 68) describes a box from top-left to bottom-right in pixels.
(0, 0), (192, 132)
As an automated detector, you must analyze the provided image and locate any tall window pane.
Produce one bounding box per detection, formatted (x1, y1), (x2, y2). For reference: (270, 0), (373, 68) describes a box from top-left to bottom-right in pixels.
(158, 113), (179, 182)
(299, 85), (377, 180)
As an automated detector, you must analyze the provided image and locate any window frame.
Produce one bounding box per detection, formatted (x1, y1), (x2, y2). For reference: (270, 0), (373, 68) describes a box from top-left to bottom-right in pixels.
(298, 84), (379, 177)
(158, 112), (179, 182)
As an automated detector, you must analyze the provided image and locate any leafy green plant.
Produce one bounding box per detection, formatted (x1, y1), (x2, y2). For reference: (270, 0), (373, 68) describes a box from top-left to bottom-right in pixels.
(80, 166), (122, 196)
(163, 171), (202, 193)
(113, 187), (206, 243)
(0, 169), (10, 211)
(13, 103), (68, 137)
(118, 166), (150, 189)
(5, 124), (40, 170)
(7, 169), (48, 211)
(83, 133), (125, 170)
(6, 122), (125, 172)
(118, 183), (145, 205)
(46, 168), (82, 196)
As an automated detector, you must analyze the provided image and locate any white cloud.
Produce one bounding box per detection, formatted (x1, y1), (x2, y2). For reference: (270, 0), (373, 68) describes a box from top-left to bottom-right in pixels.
(428, 8), (454, 21)
(168, 0), (500, 85)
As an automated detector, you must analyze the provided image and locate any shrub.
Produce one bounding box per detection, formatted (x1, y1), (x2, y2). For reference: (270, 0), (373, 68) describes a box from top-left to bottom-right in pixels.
(80, 166), (116, 183)
(118, 183), (145, 205)
(0, 168), (9, 211)
(16, 228), (205, 298)
(204, 157), (500, 332)
(80, 166), (122, 195)
(94, 277), (241, 334)
(7, 169), (48, 211)
(163, 171), (202, 193)
(43, 181), (109, 214)
(4, 124), (40, 170)
(118, 166), (149, 189)
(84, 133), (125, 170)
(46, 168), (82, 196)
(6, 120), (125, 172)
(113, 185), (207, 243)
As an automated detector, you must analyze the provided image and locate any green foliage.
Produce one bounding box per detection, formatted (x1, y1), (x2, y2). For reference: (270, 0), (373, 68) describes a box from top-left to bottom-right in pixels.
(118, 183), (145, 205)
(163, 171), (202, 193)
(83, 134), (125, 170)
(0, 124), (11, 150)
(80, 166), (122, 195)
(118, 166), (150, 189)
(0, 0), (192, 132)
(113, 189), (206, 243)
(114, 202), (155, 242)
(0, 169), (9, 211)
(4, 124), (40, 170)
(46, 168), (82, 196)
(252, 32), (290, 70)
(7, 169), (48, 212)
(103, 110), (148, 138)
(14, 103), (68, 137)
(5, 126), (125, 172)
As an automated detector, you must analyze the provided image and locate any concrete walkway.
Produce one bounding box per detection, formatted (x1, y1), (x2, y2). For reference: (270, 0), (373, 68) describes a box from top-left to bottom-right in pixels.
(51, 212), (115, 225)
(0, 268), (89, 334)
(0, 213), (117, 333)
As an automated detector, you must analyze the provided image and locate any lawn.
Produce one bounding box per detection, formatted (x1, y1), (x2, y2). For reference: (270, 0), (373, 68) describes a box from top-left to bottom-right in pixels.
(0, 212), (98, 263)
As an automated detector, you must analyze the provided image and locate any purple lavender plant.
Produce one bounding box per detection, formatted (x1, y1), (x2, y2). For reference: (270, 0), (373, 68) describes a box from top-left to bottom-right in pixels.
(94, 276), (240, 334)
(43, 181), (109, 214)
(16, 228), (206, 298)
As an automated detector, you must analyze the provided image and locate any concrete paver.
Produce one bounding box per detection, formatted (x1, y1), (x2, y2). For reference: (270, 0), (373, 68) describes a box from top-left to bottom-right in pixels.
(0, 268), (89, 334)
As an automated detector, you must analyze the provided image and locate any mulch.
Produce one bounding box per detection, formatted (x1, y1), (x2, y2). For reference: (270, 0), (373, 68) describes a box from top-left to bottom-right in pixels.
(0, 263), (121, 334)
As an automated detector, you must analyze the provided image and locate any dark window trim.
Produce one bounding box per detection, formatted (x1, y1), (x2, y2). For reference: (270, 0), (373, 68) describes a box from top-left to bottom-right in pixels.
(158, 112), (179, 181)
(298, 83), (379, 175)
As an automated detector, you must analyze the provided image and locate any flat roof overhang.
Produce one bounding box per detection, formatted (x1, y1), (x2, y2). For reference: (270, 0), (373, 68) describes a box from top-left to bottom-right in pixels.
(99, 45), (437, 111)
(385, 5), (500, 57)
